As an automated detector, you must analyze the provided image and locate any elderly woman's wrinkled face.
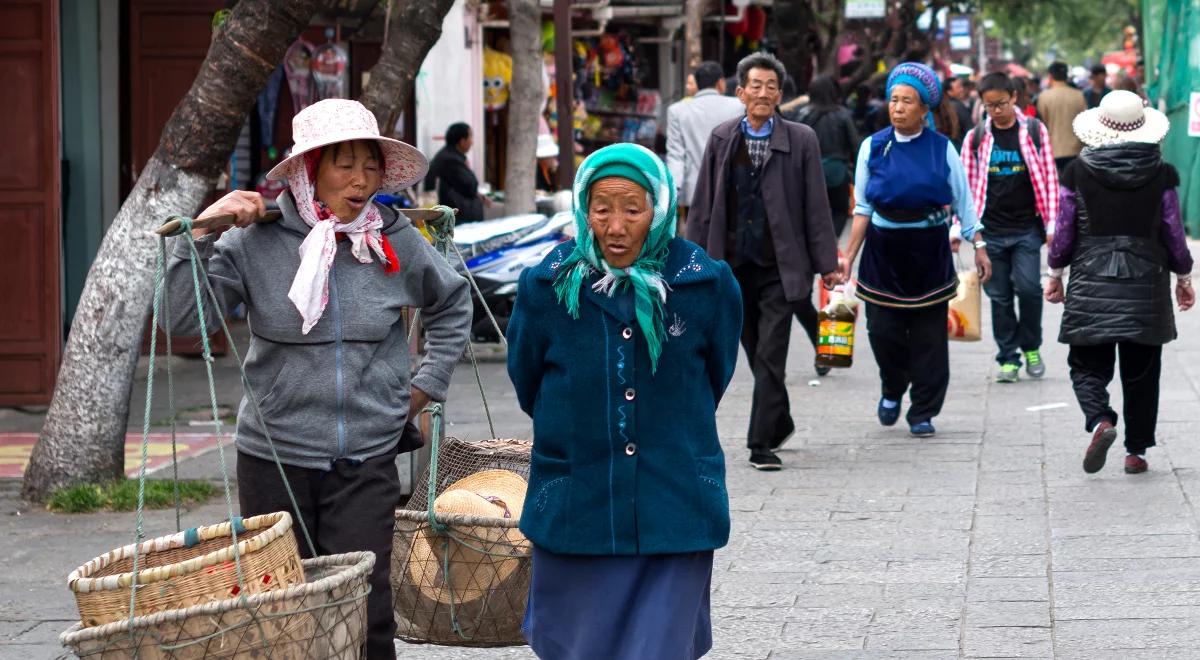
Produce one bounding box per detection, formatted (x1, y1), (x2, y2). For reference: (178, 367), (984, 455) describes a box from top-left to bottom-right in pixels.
(888, 84), (928, 135)
(315, 140), (382, 222)
(588, 177), (653, 269)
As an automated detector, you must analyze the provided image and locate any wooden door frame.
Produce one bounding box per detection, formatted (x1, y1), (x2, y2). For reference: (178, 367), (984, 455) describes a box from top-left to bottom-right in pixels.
(0, 0), (62, 405)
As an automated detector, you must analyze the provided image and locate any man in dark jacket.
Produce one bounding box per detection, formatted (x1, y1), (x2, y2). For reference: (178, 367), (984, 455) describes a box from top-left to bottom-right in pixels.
(424, 122), (486, 222)
(687, 52), (841, 471)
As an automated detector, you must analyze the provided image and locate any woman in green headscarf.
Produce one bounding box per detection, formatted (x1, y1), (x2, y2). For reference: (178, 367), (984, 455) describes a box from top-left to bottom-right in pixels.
(507, 143), (743, 658)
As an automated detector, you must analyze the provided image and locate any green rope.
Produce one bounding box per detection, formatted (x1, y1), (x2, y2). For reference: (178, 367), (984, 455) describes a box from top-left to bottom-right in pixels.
(180, 237), (316, 564)
(168, 218), (318, 559)
(421, 206), (499, 436)
(159, 239), (183, 533)
(424, 402), (447, 534)
(126, 241), (166, 649)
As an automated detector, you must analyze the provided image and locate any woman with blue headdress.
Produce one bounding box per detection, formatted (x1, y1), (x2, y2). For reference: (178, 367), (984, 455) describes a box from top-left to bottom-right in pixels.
(506, 143), (743, 659)
(840, 62), (993, 438)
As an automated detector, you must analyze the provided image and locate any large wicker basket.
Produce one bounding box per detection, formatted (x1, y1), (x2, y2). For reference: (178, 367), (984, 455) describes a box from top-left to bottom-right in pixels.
(68, 512), (304, 627)
(61, 551), (373, 659)
(393, 437), (533, 646)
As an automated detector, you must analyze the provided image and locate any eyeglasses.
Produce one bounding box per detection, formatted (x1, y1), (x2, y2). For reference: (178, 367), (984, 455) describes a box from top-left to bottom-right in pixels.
(985, 100), (1012, 111)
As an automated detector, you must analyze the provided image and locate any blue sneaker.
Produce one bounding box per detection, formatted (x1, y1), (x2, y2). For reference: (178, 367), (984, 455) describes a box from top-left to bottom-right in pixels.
(909, 420), (936, 438)
(877, 398), (901, 427)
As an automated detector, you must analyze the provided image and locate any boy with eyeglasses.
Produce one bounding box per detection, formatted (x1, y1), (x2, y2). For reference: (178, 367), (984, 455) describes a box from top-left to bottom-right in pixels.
(960, 72), (1059, 383)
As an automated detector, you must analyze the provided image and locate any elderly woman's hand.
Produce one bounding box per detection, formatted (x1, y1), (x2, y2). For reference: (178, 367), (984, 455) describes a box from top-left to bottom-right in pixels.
(1177, 278), (1195, 311)
(1045, 276), (1065, 304)
(193, 191), (267, 239)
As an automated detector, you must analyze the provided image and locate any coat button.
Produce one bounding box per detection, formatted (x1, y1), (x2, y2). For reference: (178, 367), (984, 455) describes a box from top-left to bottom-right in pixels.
(624, 443), (637, 456)
(621, 327), (633, 340)
(624, 388), (636, 401)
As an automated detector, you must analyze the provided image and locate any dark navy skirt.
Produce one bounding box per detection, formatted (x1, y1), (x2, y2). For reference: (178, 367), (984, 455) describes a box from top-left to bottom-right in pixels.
(522, 546), (714, 659)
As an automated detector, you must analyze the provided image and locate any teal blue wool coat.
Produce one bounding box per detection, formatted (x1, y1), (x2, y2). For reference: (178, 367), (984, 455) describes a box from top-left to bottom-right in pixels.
(507, 238), (743, 555)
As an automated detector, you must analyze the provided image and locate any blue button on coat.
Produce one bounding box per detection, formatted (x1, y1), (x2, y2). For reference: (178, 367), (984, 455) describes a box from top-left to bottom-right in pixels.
(506, 238), (743, 556)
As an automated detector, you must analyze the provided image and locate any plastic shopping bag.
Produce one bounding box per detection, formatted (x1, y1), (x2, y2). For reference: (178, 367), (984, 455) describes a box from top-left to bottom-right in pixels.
(947, 269), (982, 342)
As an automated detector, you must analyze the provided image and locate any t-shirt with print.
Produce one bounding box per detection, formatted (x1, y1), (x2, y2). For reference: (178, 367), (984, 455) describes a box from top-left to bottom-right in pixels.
(983, 124), (1039, 235)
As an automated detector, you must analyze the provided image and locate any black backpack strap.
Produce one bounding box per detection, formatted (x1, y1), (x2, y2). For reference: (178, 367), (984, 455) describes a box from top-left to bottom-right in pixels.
(1027, 118), (1042, 152)
(971, 123), (986, 168)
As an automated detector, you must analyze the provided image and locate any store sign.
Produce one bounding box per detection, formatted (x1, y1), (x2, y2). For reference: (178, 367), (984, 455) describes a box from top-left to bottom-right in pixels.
(845, 0), (886, 19)
(1190, 92), (1200, 137)
(949, 16), (972, 51)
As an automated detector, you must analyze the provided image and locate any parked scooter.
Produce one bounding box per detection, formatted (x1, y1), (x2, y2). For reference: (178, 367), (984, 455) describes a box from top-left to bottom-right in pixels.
(458, 211), (574, 342)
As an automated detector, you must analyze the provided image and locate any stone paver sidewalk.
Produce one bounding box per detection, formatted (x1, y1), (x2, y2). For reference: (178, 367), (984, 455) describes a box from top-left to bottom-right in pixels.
(3, 246), (1200, 659)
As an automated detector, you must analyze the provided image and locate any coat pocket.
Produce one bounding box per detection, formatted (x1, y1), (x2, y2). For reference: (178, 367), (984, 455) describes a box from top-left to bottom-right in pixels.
(524, 451), (573, 544)
(694, 453), (730, 544)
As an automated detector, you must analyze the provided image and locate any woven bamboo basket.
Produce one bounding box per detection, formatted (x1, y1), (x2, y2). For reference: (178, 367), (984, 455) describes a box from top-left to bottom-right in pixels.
(68, 512), (304, 627)
(61, 551), (373, 659)
(393, 437), (533, 646)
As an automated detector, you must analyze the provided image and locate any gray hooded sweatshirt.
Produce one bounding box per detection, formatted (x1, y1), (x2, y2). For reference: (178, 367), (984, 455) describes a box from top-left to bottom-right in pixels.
(163, 192), (471, 470)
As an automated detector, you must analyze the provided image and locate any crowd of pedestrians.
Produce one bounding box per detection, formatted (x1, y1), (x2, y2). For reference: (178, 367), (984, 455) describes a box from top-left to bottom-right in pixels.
(664, 54), (1192, 476)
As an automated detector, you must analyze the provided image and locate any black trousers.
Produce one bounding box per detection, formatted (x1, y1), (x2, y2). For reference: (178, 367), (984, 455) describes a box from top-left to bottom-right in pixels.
(794, 298), (820, 349)
(735, 263), (799, 450)
(864, 301), (950, 425)
(238, 449), (403, 660)
(1067, 342), (1162, 454)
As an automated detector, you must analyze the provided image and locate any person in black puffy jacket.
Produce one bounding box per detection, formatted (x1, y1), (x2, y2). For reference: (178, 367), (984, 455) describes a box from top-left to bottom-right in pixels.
(1044, 90), (1194, 476)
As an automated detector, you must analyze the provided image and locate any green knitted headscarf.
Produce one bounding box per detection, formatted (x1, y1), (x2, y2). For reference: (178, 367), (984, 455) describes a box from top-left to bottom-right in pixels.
(553, 143), (678, 372)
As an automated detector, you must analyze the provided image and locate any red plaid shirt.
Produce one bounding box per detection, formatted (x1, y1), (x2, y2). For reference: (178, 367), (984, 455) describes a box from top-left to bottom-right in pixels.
(960, 116), (1059, 234)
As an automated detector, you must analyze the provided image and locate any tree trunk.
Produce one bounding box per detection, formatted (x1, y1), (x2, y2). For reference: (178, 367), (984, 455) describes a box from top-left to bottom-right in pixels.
(503, 0), (541, 214)
(684, 0), (711, 73)
(21, 0), (324, 503)
(359, 0), (458, 137)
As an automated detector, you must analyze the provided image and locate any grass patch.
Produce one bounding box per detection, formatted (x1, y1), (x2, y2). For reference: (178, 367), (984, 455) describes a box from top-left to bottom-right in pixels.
(48, 480), (218, 513)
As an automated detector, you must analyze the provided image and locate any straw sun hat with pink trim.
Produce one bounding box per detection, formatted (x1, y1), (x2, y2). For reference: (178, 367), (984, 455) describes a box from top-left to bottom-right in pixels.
(266, 98), (428, 193)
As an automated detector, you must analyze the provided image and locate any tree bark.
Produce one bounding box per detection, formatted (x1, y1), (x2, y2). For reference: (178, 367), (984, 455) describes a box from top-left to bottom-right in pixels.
(503, 0), (542, 214)
(22, 0), (324, 502)
(359, 0), (458, 137)
(684, 0), (711, 73)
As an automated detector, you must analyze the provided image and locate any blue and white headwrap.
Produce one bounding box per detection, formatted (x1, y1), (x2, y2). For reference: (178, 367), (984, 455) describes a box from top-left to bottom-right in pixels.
(886, 62), (942, 130)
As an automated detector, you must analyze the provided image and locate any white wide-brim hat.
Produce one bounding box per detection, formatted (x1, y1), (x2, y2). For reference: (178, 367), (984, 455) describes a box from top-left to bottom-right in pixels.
(1073, 89), (1170, 148)
(266, 98), (428, 193)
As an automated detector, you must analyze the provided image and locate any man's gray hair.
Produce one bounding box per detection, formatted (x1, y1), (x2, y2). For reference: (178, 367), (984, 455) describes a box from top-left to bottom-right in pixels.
(736, 52), (787, 88)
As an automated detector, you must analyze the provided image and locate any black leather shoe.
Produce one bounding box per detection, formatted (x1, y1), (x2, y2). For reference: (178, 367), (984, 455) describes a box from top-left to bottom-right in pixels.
(749, 450), (783, 471)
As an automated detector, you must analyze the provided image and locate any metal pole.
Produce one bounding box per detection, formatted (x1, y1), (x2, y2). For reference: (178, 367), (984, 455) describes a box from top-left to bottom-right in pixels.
(554, 0), (576, 189)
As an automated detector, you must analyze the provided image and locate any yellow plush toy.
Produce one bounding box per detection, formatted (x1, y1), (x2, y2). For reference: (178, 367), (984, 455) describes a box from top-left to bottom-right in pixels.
(483, 47), (513, 111)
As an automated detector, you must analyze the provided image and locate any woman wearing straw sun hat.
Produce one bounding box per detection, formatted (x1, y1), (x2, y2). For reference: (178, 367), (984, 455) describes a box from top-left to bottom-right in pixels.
(1045, 89), (1194, 476)
(506, 143), (742, 659)
(162, 98), (472, 658)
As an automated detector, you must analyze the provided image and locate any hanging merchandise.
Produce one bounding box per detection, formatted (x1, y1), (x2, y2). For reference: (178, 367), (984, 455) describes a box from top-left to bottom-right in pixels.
(311, 29), (349, 101)
(283, 39), (314, 113)
(725, 5), (749, 50)
(745, 6), (767, 50)
(257, 65), (285, 161)
(483, 47), (513, 111)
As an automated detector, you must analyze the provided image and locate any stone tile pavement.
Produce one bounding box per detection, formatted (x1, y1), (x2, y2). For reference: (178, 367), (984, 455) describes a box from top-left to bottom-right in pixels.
(3, 245), (1199, 658)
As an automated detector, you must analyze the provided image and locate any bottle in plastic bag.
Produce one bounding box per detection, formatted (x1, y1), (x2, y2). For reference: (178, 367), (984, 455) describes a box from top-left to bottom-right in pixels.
(816, 285), (857, 369)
